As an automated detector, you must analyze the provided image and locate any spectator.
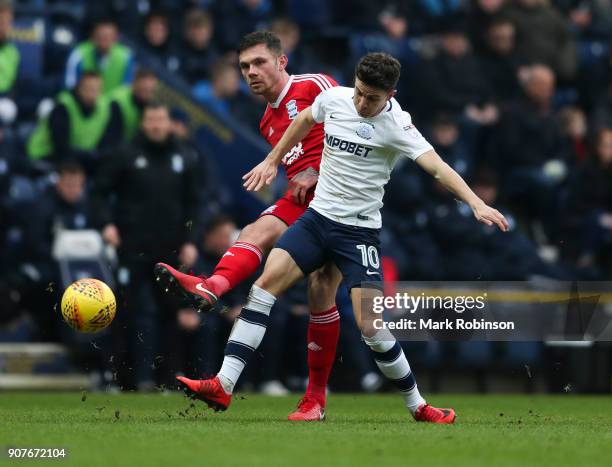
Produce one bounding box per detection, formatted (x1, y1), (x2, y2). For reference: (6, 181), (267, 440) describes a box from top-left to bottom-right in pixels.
(269, 17), (322, 75)
(27, 72), (113, 170)
(578, 40), (612, 115)
(65, 18), (135, 93)
(558, 106), (588, 162)
(92, 103), (203, 390)
(348, 5), (424, 111)
(491, 64), (572, 236)
(140, 11), (179, 71)
(590, 78), (612, 130)
(573, 128), (612, 271)
(560, 0), (612, 41)
(0, 0), (19, 125)
(176, 10), (220, 84)
(19, 161), (95, 340)
(107, 69), (159, 143)
(213, 0), (273, 51)
(286, 0), (332, 29)
(478, 17), (522, 105)
(468, 0), (510, 53)
(26, 161), (91, 266)
(428, 167), (568, 279)
(373, 5), (422, 67)
(193, 59), (264, 131)
(427, 114), (476, 179)
(417, 17), (498, 126)
(507, 0), (577, 81)
(193, 60), (240, 117)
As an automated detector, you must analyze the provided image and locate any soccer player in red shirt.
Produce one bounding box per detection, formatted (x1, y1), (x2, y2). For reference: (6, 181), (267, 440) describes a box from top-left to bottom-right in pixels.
(155, 31), (341, 421)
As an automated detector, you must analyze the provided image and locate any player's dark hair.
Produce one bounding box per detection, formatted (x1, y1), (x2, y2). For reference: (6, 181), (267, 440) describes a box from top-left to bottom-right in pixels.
(238, 31), (283, 56)
(355, 52), (401, 91)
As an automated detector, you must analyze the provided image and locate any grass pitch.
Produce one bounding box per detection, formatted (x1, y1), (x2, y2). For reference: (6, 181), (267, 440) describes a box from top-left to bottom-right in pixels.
(1, 392), (610, 467)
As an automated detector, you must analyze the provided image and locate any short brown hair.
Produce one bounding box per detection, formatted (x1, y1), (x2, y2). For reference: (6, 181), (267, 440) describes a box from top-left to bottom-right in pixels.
(143, 102), (169, 115)
(185, 9), (211, 29)
(0, 0), (13, 13)
(134, 68), (157, 81)
(238, 31), (283, 56)
(355, 52), (401, 91)
(57, 160), (85, 176)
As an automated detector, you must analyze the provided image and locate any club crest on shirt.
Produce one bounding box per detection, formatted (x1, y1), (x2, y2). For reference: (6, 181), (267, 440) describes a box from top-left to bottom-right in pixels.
(356, 121), (374, 140)
(286, 99), (299, 120)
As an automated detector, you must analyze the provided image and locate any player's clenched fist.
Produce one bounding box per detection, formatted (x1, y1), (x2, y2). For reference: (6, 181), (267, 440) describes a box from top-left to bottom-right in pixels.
(243, 157), (278, 192)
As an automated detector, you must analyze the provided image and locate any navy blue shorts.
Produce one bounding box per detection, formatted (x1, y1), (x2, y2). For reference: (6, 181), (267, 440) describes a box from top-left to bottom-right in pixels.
(275, 208), (383, 290)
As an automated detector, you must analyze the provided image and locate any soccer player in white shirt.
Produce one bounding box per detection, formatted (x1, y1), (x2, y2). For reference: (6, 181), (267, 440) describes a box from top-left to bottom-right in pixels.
(187, 52), (509, 423)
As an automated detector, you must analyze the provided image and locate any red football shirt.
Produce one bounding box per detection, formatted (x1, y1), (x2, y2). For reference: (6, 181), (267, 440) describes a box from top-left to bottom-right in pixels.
(259, 73), (338, 180)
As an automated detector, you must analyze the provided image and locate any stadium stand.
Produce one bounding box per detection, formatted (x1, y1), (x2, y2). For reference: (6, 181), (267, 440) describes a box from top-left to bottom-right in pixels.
(1, 0), (611, 394)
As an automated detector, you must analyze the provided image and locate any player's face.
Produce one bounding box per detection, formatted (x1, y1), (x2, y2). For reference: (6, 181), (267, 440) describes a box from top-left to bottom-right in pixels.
(353, 78), (395, 118)
(238, 44), (286, 96)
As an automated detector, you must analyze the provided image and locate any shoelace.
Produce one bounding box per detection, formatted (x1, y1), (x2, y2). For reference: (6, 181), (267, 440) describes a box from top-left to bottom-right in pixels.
(198, 378), (219, 393)
(296, 396), (320, 412)
(186, 269), (209, 282)
(417, 404), (443, 421)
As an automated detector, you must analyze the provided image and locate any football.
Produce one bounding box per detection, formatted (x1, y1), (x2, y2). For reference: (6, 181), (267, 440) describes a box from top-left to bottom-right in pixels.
(60, 278), (116, 333)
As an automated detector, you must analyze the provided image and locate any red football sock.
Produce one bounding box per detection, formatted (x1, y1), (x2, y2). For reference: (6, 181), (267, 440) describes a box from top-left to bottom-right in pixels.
(209, 242), (263, 297)
(306, 306), (340, 406)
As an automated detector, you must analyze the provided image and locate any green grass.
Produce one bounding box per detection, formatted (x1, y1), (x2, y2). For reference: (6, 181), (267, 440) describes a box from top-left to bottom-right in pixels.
(1, 392), (611, 467)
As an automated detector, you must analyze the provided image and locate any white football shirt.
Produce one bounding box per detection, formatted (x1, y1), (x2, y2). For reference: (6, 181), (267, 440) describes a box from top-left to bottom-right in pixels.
(309, 86), (433, 228)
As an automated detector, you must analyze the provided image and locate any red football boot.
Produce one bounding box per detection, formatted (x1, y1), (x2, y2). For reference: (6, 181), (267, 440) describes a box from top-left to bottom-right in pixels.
(176, 376), (231, 412)
(287, 395), (326, 421)
(154, 262), (218, 312)
(413, 404), (456, 424)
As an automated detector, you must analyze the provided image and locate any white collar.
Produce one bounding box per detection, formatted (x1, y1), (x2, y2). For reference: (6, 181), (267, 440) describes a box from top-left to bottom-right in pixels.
(270, 75), (294, 108)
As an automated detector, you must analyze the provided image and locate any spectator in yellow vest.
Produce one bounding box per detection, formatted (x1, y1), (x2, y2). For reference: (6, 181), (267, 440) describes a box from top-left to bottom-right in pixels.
(106, 69), (158, 143)
(64, 18), (134, 94)
(27, 72), (114, 171)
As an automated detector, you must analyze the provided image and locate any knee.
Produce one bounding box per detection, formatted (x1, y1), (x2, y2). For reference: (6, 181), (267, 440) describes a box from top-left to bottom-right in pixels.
(254, 257), (285, 293)
(240, 221), (284, 252)
(361, 329), (395, 352)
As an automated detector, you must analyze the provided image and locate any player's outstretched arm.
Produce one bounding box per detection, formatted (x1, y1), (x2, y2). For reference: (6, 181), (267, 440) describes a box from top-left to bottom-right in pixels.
(243, 106), (316, 192)
(415, 150), (509, 232)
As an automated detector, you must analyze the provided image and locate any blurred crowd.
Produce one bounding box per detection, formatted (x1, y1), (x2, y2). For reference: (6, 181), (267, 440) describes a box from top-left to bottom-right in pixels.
(1, 0), (611, 392)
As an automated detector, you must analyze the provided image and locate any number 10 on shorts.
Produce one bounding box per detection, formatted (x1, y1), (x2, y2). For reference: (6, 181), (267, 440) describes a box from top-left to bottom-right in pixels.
(356, 244), (380, 269)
